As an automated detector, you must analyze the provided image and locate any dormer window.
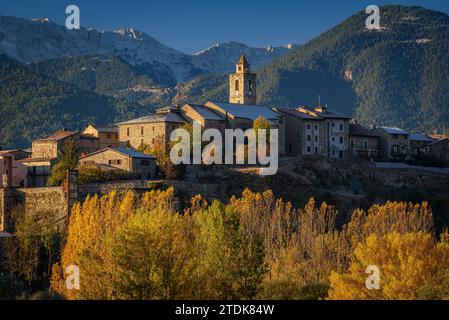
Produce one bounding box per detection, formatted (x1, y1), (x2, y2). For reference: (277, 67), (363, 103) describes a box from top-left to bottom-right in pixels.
(235, 79), (239, 92)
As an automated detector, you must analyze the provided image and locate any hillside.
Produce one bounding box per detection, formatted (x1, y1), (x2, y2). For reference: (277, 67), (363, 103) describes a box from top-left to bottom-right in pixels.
(190, 5), (449, 132)
(0, 56), (142, 149)
(30, 55), (175, 108)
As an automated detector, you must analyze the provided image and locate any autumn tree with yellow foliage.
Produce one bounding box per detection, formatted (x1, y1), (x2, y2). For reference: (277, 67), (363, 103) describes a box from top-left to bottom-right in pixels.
(49, 186), (448, 300)
(329, 232), (449, 300)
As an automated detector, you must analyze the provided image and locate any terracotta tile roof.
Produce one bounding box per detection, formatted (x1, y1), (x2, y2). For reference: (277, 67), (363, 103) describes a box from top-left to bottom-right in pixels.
(35, 130), (78, 142)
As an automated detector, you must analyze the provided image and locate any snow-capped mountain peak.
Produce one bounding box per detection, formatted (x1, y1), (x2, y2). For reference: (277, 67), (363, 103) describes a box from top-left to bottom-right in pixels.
(0, 15), (295, 83)
(114, 28), (146, 41)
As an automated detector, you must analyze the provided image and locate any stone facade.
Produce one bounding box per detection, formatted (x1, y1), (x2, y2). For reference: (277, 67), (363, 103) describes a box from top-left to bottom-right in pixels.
(79, 135), (100, 156)
(229, 55), (257, 105)
(280, 107), (351, 159)
(375, 127), (411, 162)
(82, 124), (119, 150)
(32, 130), (79, 159)
(118, 109), (186, 151)
(79, 148), (156, 178)
(349, 124), (380, 160)
(0, 187), (67, 233)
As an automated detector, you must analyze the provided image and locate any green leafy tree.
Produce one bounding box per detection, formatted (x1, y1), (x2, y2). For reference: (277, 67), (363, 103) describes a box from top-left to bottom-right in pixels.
(47, 139), (79, 186)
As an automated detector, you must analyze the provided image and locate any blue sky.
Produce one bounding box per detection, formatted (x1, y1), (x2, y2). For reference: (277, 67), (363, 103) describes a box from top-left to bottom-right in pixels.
(1, 0), (448, 53)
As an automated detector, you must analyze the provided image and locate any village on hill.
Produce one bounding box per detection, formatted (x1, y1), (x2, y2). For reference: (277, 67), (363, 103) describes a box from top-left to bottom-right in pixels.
(1, 55), (449, 190)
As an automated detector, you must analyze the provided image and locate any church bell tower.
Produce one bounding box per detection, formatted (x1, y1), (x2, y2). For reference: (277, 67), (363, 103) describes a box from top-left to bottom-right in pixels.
(229, 55), (257, 105)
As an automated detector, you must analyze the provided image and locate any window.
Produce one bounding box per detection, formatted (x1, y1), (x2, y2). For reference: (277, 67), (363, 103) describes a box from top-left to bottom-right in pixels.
(141, 126), (144, 136)
(235, 79), (239, 91)
(127, 127), (130, 137)
(339, 151), (344, 159)
(307, 135), (311, 141)
(393, 134), (398, 139)
(393, 146), (399, 153)
(315, 135), (318, 142)
(248, 80), (253, 95)
(307, 146), (311, 153)
(315, 147), (318, 153)
(351, 139), (355, 149)
(315, 125), (318, 131)
(340, 124), (344, 131)
(332, 123), (335, 127)
(332, 137), (335, 142)
(289, 145), (293, 153)
(109, 159), (122, 166)
(307, 124), (311, 130)
(107, 134), (111, 139)
(364, 141), (368, 149)
(340, 137), (344, 144)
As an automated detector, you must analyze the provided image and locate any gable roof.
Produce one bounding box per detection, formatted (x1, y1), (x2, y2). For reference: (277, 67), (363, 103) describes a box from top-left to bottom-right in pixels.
(378, 126), (409, 135)
(88, 124), (118, 134)
(117, 112), (186, 125)
(277, 108), (321, 120)
(206, 102), (280, 121)
(35, 130), (78, 142)
(409, 133), (435, 142)
(183, 104), (224, 121)
(297, 106), (352, 120)
(80, 147), (156, 160)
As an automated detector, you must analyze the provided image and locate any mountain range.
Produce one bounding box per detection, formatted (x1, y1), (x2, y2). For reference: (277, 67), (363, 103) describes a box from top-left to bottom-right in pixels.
(182, 5), (449, 132)
(0, 15), (295, 83)
(1, 5), (449, 149)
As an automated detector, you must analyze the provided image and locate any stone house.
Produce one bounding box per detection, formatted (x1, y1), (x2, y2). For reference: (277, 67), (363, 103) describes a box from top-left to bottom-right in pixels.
(279, 109), (326, 156)
(81, 124), (119, 150)
(79, 147), (156, 179)
(20, 129), (79, 187)
(409, 133), (435, 159)
(374, 127), (410, 162)
(79, 135), (100, 156)
(349, 124), (380, 160)
(31, 129), (79, 159)
(279, 105), (351, 159)
(117, 107), (186, 151)
(296, 105), (351, 159)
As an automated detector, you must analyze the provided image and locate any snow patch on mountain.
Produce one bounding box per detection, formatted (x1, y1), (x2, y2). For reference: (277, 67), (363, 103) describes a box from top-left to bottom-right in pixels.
(0, 15), (295, 83)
